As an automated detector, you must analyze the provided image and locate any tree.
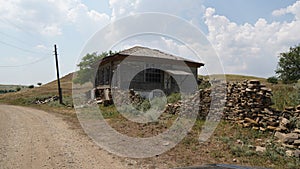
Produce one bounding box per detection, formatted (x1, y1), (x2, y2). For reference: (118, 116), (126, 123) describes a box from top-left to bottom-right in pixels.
(276, 44), (300, 84)
(73, 51), (115, 84)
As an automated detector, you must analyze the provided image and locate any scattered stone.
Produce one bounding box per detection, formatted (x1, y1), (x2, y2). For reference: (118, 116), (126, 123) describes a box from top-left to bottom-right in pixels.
(35, 96), (58, 104)
(293, 140), (300, 145)
(259, 127), (266, 132)
(286, 150), (294, 157)
(280, 118), (290, 127)
(282, 144), (296, 149)
(245, 118), (258, 125)
(283, 133), (299, 144)
(285, 107), (295, 111)
(248, 145), (255, 149)
(275, 132), (286, 142)
(236, 139), (243, 145)
(293, 129), (300, 134)
(294, 150), (300, 158)
(255, 146), (266, 153)
(163, 142), (170, 146)
(267, 126), (277, 130)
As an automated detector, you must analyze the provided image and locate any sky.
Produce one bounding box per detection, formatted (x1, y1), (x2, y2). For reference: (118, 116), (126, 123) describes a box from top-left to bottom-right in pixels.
(0, 0), (299, 85)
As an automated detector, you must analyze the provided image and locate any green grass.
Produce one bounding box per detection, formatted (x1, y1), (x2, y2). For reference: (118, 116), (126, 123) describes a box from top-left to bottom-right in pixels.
(0, 84), (28, 90)
(199, 74), (267, 83)
(271, 84), (300, 110)
(99, 105), (120, 119)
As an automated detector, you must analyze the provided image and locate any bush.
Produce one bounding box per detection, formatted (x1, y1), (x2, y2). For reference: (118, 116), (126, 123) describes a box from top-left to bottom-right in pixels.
(198, 78), (211, 89)
(167, 93), (181, 103)
(267, 76), (278, 84)
(140, 99), (151, 112)
(28, 85), (34, 89)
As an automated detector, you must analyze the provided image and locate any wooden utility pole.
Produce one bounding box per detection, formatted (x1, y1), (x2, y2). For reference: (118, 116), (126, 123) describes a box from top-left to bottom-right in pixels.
(54, 44), (63, 104)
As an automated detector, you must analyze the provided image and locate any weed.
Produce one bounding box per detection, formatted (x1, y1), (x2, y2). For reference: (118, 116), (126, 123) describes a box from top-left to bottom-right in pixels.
(167, 93), (181, 103)
(99, 105), (120, 119)
(271, 84), (300, 110)
(219, 136), (231, 144)
(230, 145), (244, 157)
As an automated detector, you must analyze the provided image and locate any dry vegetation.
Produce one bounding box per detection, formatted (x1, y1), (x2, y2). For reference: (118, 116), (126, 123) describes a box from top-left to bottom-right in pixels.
(0, 73), (299, 168)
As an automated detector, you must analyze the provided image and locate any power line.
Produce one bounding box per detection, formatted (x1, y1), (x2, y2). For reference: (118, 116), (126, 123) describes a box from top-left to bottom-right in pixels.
(0, 54), (52, 68)
(0, 40), (47, 55)
(0, 37), (53, 68)
(0, 18), (49, 46)
(0, 20), (59, 68)
(0, 31), (32, 47)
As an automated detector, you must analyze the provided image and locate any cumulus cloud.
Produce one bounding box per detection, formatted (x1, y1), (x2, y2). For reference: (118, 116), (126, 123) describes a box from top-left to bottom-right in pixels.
(0, 0), (110, 36)
(203, 1), (300, 77)
(109, 0), (204, 21)
(272, 0), (300, 19)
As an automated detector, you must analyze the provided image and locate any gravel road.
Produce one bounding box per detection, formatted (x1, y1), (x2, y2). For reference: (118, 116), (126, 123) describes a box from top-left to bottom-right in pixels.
(0, 105), (127, 169)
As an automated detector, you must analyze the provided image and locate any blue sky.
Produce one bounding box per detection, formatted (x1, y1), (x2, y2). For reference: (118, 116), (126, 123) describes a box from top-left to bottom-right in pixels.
(0, 0), (299, 85)
(204, 0), (295, 24)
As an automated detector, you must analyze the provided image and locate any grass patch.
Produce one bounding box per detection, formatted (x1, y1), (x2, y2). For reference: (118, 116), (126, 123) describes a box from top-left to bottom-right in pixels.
(99, 104), (120, 119)
(271, 84), (300, 110)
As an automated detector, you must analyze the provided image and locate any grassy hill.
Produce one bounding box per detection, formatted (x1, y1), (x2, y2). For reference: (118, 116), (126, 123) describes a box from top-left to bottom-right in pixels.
(0, 73), (73, 108)
(200, 74), (267, 83)
(0, 84), (27, 90)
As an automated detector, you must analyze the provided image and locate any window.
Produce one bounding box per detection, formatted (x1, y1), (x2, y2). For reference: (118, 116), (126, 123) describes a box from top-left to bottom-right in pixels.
(146, 68), (161, 83)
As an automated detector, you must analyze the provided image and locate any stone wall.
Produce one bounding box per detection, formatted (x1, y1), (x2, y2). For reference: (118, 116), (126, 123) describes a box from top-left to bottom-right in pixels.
(164, 79), (300, 157)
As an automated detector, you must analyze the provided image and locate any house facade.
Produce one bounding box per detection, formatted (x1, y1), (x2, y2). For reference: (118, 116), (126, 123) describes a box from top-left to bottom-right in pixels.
(94, 46), (204, 99)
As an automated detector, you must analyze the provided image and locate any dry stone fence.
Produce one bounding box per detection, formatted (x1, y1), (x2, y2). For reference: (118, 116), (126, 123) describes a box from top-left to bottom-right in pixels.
(164, 79), (300, 157)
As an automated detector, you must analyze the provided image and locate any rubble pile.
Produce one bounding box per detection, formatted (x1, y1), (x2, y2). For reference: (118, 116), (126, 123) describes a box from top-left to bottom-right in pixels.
(35, 96), (58, 104)
(111, 89), (144, 108)
(164, 102), (181, 115)
(274, 105), (300, 157)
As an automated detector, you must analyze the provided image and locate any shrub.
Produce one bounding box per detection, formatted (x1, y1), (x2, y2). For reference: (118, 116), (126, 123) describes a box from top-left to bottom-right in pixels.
(167, 93), (181, 103)
(28, 85), (34, 89)
(198, 78), (211, 89)
(16, 87), (21, 91)
(267, 76), (278, 84)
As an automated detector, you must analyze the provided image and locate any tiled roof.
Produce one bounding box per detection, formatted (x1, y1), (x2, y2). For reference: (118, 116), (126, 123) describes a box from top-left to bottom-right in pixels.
(119, 46), (202, 64)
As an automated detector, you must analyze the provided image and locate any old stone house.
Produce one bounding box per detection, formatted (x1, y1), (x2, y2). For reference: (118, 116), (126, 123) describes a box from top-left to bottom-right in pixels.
(94, 46), (204, 99)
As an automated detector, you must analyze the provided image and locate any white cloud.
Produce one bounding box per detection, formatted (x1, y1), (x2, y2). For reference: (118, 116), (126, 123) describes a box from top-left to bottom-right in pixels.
(109, 0), (139, 20)
(41, 24), (62, 36)
(272, 0), (300, 19)
(109, 0), (204, 21)
(35, 44), (48, 51)
(0, 0), (110, 37)
(204, 2), (300, 77)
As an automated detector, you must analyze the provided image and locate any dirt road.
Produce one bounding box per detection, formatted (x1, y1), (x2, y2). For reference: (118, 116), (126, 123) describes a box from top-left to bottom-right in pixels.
(0, 105), (128, 169)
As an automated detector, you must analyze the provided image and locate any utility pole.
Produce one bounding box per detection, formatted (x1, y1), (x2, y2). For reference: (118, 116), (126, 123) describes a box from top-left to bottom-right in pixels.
(54, 44), (63, 104)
